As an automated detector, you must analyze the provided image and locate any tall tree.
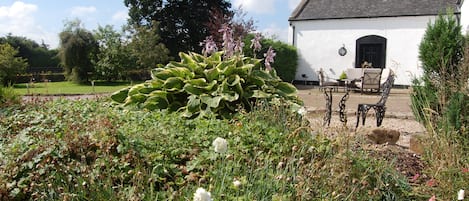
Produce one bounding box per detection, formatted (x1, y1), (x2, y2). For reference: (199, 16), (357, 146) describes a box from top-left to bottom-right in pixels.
(58, 20), (97, 83)
(0, 43), (28, 85)
(127, 22), (170, 69)
(0, 34), (59, 69)
(94, 25), (135, 81)
(124, 0), (232, 58)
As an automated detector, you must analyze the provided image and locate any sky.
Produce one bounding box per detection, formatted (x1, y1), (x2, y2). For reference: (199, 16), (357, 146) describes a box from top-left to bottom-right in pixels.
(0, 0), (301, 49)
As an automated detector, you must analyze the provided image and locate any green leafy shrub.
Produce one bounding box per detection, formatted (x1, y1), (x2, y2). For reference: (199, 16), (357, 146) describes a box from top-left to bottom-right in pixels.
(0, 85), (21, 107)
(0, 43), (28, 86)
(111, 51), (302, 118)
(243, 34), (298, 82)
(413, 11), (467, 131)
(0, 99), (414, 200)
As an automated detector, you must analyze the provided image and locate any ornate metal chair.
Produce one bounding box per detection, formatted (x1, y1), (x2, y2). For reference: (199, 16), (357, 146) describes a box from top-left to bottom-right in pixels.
(355, 70), (395, 128)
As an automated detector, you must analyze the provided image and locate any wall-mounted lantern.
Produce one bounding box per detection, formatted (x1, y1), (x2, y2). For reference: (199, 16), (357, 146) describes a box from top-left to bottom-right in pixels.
(338, 44), (347, 56)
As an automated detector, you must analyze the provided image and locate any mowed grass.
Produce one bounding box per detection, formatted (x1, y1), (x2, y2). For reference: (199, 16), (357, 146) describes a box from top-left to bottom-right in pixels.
(13, 81), (138, 95)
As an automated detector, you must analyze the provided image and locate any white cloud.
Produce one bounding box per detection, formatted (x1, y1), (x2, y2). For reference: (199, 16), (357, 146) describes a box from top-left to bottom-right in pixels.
(70, 6), (97, 17)
(232, 0), (276, 14)
(0, 1), (58, 48)
(0, 1), (37, 18)
(288, 0), (301, 11)
(261, 24), (289, 43)
(112, 10), (128, 22)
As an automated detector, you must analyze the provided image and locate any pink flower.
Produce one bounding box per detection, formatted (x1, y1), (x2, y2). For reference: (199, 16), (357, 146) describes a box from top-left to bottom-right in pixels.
(426, 179), (436, 187)
(428, 195), (436, 201)
(250, 33), (262, 53)
(462, 168), (469, 173)
(410, 173), (420, 183)
(234, 38), (244, 54)
(200, 36), (218, 56)
(264, 46), (276, 71)
(218, 24), (234, 58)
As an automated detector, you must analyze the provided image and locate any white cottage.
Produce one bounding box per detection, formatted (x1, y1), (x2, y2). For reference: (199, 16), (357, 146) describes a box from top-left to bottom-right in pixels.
(288, 0), (463, 86)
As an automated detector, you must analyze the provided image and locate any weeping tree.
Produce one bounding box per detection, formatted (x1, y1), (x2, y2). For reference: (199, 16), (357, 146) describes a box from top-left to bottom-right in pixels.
(58, 20), (98, 83)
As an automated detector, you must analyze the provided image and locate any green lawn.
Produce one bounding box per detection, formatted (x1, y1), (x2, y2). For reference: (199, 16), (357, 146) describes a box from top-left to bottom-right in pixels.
(13, 81), (138, 95)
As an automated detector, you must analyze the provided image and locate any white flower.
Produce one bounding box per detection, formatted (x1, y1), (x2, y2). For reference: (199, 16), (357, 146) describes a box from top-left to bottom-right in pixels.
(297, 107), (307, 116)
(458, 189), (465, 200)
(212, 137), (228, 154)
(193, 187), (212, 201)
(233, 179), (242, 188)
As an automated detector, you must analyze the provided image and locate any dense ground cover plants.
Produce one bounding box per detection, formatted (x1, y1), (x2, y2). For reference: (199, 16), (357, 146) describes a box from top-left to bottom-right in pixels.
(0, 98), (416, 200)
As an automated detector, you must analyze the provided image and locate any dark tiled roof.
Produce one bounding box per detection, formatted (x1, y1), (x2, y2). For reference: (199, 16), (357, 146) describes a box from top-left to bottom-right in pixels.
(289, 0), (460, 21)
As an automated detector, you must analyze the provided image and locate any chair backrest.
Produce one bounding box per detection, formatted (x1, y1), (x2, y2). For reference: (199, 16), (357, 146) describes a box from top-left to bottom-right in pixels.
(376, 71), (395, 105)
(361, 69), (382, 90)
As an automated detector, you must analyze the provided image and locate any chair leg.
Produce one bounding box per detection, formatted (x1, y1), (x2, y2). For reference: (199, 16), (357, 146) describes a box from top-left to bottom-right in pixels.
(356, 104), (362, 128)
(362, 108), (368, 126)
(375, 106), (386, 127)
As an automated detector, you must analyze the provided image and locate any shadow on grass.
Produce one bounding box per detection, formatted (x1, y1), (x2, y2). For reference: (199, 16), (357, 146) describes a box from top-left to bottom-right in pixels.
(91, 81), (135, 86)
(13, 83), (45, 89)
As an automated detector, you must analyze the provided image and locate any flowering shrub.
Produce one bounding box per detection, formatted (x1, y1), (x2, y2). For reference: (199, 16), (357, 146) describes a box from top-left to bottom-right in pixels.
(111, 25), (302, 118)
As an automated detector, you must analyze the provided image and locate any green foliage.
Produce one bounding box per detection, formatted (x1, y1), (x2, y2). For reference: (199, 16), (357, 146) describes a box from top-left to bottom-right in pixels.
(0, 34), (59, 68)
(410, 11), (469, 200)
(243, 34), (298, 82)
(124, 0), (232, 58)
(58, 20), (98, 83)
(339, 71), (347, 80)
(416, 11), (464, 112)
(111, 52), (302, 118)
(93, 25), (135, 81)
(0, 99), (414, 200)
(127, 22), (170, 70)
(0, 43), (28, 86)
(0, 85), (21, 107)
(413, 11), (468, 133)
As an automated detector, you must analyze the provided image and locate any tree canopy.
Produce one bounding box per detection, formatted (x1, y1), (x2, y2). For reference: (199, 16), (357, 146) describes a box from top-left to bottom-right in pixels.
(127, 22), (170, 70)
(93, 25), (135, 81)
(58, 20), (98, 83)
(0, 34), (59, 69)
(0, 43), (28, 86)
(124, 0), (232, 58)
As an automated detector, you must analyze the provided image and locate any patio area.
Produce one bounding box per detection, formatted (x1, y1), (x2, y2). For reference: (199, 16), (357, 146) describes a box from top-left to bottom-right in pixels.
(296, 85), (426, 148)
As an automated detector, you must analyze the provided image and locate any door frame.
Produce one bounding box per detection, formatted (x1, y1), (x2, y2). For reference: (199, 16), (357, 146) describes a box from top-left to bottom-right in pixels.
(355, 35), (387, 68)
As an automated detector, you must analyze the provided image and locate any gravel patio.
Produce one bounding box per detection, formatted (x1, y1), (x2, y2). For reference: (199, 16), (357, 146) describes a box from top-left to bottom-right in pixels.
(295, 85), (427, 148)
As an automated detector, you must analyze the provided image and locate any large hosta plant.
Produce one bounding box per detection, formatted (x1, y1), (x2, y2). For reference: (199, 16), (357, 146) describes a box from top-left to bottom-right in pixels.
(111, 51), (302, 118)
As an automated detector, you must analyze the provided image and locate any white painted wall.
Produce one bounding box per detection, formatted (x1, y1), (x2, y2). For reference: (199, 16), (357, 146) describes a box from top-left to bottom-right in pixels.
(289, 16), (438, 85)
(462, 0), (469, 34)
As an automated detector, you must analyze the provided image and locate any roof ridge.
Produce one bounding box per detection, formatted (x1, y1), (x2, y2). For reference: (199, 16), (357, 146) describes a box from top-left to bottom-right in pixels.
(289, 0), (460, 21)
(289, 0), (309, 20)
